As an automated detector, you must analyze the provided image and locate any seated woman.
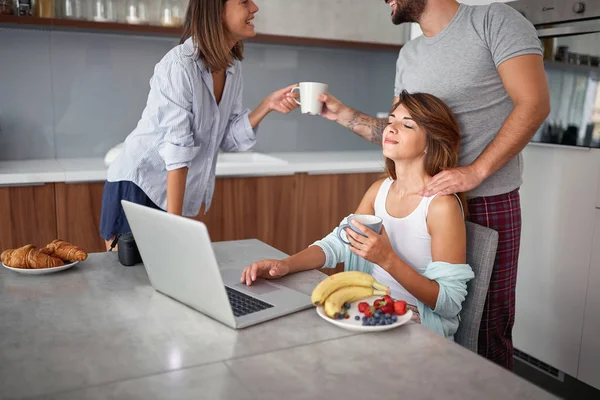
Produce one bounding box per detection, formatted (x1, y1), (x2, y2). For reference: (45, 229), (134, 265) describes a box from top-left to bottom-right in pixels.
(241, 90), (474, 339)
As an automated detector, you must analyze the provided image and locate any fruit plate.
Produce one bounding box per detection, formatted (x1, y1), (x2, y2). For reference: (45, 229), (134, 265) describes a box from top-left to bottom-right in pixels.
(2, 260), (79, 275)
(316, 296), (413, 333)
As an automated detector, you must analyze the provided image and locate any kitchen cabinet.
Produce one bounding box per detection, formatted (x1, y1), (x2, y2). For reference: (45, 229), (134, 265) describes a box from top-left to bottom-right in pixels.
(0, 6), (405, 50)
(55, 182), (106, 254)
(0, 184), (58, 250)
(514, 146), (600, 377)
(252, 0), (408, 46)
(193, 176), (299, 256)
(295, 172), (382, 275)
(194, 172), (382, 256)
(577, 211), (600, 390)
(0, 172), (382, 268)
(296, 172), (382, 251)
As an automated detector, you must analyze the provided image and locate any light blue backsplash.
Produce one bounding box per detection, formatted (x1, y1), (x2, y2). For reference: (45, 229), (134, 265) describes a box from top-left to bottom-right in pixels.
(0, 28), (398, 160)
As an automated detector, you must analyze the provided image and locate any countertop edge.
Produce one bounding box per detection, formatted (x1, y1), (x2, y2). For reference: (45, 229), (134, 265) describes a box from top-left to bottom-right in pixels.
(0, 152), (386, 185)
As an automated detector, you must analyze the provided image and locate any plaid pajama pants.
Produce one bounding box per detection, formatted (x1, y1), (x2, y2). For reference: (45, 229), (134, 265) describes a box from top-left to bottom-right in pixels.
(467, 189), (522, 370)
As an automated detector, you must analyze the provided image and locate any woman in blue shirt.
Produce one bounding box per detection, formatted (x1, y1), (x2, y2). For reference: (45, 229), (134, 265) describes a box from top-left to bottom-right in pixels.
(100, 0), (298, 250)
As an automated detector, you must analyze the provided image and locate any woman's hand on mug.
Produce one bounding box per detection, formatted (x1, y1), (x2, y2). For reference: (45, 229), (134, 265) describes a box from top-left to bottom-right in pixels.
(241, 259), (290, 286)
(263, 84), (300, 114)
(345, 222), (396, 267)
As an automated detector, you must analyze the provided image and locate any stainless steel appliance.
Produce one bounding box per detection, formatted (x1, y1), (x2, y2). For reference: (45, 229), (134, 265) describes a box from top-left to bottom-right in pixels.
(510, 0), (600, 148)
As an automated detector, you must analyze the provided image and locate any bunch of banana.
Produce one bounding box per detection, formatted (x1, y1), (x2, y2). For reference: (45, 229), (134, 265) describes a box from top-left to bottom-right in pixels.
(311, 271), (389, 319)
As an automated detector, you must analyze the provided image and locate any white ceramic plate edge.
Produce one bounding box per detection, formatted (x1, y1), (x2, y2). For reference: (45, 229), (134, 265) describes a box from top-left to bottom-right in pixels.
(316, 295), (414, 332)
(2, 260), (79, 275)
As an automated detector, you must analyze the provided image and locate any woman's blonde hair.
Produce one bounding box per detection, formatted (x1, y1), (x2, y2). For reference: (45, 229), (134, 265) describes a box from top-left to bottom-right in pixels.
(180, 0), (244, 71)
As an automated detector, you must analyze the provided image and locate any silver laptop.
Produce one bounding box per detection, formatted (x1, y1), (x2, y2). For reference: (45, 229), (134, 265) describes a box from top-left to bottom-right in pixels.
(121, 200), (313, 329)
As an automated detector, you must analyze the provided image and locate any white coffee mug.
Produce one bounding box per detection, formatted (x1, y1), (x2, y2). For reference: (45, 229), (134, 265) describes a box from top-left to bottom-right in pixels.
(291, 82), (328, 115)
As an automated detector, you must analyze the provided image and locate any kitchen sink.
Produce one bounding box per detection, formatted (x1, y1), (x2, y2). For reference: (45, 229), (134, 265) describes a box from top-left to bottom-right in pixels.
(217, 152), (288, 165)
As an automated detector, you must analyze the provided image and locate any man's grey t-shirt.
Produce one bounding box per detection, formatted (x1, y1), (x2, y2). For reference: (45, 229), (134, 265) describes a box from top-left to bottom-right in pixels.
(394, 2), (543, 198)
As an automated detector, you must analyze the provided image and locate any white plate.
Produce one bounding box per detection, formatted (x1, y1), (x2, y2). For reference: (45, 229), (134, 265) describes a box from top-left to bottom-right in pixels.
(316, 295), (413, 332)
(2, 260), (79, 275)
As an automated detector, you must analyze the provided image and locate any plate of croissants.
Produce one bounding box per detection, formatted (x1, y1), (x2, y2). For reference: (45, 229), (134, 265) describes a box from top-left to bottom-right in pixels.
(1, 239), (88, 275)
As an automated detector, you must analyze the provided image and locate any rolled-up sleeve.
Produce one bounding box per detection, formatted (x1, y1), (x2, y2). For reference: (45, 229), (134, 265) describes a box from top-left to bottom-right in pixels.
(154, 60), (200, 170)
(311, 221), (348, 268)
(220, 68), (257, 152)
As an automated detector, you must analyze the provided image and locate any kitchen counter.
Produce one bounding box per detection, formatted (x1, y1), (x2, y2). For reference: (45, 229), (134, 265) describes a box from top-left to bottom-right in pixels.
(0, 240), (557, 400)
(0, 151), (386, 186)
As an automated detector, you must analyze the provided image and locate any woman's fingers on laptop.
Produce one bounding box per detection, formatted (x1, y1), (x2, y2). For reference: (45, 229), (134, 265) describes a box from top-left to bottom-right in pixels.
(241, 260), (288, 285)
(241, 261), (268, 285)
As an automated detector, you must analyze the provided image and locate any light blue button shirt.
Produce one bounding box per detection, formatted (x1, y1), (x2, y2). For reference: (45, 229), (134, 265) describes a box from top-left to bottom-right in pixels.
(107, 38), (257, 216)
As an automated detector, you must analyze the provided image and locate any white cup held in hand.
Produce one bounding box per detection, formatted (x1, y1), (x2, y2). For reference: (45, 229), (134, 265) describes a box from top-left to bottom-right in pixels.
(291, 82), (328, 115)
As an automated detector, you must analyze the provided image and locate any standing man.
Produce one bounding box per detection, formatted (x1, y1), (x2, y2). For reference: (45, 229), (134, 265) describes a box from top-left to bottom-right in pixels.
(317, 0), (550, 370)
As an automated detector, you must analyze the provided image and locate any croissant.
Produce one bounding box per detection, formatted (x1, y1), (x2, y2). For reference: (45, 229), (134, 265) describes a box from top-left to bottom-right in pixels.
(1, 244), (64, 269)
(40, 239), (88, 261)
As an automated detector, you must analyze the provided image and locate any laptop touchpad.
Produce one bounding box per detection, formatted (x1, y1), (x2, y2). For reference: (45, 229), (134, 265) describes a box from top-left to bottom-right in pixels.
(234, 281), (280, 296)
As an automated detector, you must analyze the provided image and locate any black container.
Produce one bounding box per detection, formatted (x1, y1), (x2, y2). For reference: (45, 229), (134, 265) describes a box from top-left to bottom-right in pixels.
(16, 0), (32, 16)
(117, 232), (142, 266)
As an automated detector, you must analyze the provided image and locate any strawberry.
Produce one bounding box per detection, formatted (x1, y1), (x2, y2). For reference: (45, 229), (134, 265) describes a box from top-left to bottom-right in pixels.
(384, 295), (394, 305)
(358, 302), (369, 313)
(374, 299), (384, 309)
(364, 306), (374, 318)
(381, 304), (394, 315)
(394, 300), (407, 316)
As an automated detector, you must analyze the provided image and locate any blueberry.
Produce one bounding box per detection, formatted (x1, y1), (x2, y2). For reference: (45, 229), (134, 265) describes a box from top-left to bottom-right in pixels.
(355, 316), (360, 321)
(385, 313), (391, 319)
(344, 302), (351, 310)
(362, 316), (368, 322)
(375, 310), (382, 317)
(392, 316), (398, 323)
(368, 317), (375, 325)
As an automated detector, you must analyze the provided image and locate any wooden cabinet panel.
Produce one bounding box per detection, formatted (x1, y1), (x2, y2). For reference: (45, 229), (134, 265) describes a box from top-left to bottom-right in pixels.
(193, 176), (299, 256)
(42, 172), (380, 260)
(55, 182), (106, 254)
(296, 173), (382, 252)
(0, 184), (58, 251)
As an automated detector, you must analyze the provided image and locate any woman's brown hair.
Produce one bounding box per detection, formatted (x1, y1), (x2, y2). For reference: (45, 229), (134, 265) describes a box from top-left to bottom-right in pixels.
(385, 90), (467, 215)
(180, 0), (244, 72)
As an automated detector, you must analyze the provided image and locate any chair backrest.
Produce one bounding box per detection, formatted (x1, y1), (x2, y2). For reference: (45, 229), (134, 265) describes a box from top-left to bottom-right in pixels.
(454, 221), (499, 352)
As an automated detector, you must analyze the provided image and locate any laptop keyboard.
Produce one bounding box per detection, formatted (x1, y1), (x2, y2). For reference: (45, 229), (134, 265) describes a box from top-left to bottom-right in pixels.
(226, 287), (274, 317)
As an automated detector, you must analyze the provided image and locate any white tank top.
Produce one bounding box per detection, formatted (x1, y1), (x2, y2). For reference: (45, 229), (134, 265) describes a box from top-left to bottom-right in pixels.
(371, 178), (462, 305)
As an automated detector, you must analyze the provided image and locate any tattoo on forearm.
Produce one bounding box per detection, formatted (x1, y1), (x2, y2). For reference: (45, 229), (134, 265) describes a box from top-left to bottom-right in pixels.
(347, 111), (361, 131)
(344, 111), (386, 145)
(370, 119), (387, 145)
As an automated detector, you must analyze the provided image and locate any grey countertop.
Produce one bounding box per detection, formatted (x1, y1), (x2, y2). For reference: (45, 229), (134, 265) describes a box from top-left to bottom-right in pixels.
(0, 240), (557, 400)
